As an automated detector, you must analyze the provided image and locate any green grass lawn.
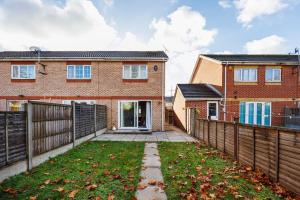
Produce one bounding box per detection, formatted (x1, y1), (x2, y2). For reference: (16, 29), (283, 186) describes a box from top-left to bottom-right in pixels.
(159, 142), (280, 200)
(0, 141), (144, 200)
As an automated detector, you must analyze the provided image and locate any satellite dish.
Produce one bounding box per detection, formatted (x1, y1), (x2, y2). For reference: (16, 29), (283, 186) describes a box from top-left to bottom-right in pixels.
(29, 46), (41, 52)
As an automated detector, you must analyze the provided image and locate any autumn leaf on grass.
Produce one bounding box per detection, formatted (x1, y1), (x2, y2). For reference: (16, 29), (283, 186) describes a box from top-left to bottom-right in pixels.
(108, 194), (115, 200)
(113, 174), (121, 180)
(103, 170), (110, 176)
(68, 190), (79, 199)
(186, 193), (197, 200)
(44, 179), (51, 185)
(254, 185), (262, 192)
(137, 183), (148, 190)
(86, 184), (98, 191)
(109, 154), (116, 160)
(201, 159), (206, 164)
(94, 197), (101, 200)
(29, 196), (37, 200)
(53, 186), (64, 193)
(3, 188), (18, 196)
(124, 185), (135, 191)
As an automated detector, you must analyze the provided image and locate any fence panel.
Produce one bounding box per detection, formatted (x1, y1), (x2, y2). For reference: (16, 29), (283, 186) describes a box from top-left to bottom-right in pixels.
(278, 130), (300, 193)
(96, 105), (107, 131)
(0, 112), (27, 169)
(75, 103), (95, 139)
(0, 113), (5, 168)
(193, 118), (300, 195)
(32, 102), (72, 156)
(7, 112), (27, 164)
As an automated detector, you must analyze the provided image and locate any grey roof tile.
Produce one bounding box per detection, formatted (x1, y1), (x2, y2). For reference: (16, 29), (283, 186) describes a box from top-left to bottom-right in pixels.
(0, 51), (168, 60)
(178, 84), (222, 99)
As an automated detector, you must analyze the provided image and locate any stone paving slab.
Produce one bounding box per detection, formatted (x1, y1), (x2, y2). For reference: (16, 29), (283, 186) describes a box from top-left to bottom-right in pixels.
(135, 143), (167, 200)
(92, 130), (196, 142)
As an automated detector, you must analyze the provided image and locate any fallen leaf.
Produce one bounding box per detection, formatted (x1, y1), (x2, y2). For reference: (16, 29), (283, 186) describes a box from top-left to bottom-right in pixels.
(3, 188), (18, 195)
(254, 185), (262, 192)
(29, 196), (37, 200)
(148, 179), (157, 185)
(137, 184), (148, 190)
(201, 159), (206, 163)
(86, 184), (98, 191)
(95, 197), (101, 200)
(103, 170), (110, 176)
(68, 190), (79, 199)
(44, 179), (51, 185)
(108, 194), (115, 200)
(53, 186), (64, 193)
(124, 185), (135, 191)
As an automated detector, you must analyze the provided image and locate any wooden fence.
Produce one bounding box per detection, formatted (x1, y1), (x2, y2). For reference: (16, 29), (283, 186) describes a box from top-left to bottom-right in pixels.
(192, 117), (300, 195)
(0, 112), (27, 168)
(0, 101), (107, 171)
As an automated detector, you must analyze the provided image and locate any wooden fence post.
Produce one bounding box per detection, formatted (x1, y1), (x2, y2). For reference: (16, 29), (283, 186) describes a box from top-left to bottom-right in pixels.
(5, 112), (9, 164)
(207, 117), (210, 147)
(94, 104), (97, 137)
(223, 122), (226, 153)
(215, 121), (218, 149)
(253, 128), (256, 170)
(27, 102), (33, 170)
(275, 129), (280, 182)
(72, 101), (76, 147)
(233, 117), (239, 161)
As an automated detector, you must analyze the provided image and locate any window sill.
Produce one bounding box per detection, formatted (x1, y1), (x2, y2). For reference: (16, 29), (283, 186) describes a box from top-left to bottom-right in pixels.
(66, 79), (91, 83)
(122, 79), (148, 83)
(234, 82), (257, 85)
(265, 82), (281, 85)
(11, 79), (36, 83)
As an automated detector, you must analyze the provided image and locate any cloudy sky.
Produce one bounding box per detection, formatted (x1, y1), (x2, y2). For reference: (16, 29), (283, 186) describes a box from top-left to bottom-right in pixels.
(0, 0), (299, 95)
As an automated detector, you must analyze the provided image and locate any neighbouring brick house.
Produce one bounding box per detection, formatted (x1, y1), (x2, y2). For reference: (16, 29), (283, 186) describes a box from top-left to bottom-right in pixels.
(0, 51), (168, 131)
(173, 54), (300, 129)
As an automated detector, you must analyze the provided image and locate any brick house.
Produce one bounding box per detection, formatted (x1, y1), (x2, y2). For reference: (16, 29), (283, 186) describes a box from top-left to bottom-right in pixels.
(173, 54), (300, 129)
(0, 51), (168, 131)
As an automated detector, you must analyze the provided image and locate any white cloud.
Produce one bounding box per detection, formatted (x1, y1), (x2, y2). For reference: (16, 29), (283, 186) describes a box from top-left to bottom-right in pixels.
(244, 35), (286, 54)
(149, 6), (217, 52)
(219, 0), (232, 8)
(103, 0), (114, 7)
(234, 0), (288, 27)
(0, 2), (217, 94)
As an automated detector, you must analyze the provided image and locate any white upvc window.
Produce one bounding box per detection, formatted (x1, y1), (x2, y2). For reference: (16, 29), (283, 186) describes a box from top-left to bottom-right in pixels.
(67, 65), (91, 79)
(123, 65), (147, 79)
(234, 68), (257, 82)
(11, 65), (36, 79)
(265, 67), (281, 82)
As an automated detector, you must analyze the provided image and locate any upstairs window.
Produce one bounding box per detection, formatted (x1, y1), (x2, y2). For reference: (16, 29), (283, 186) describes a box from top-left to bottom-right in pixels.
(265, 67), (281, 82)
(11, 65), (35, 79)
(234, 68), (257, 82)
(67, 65), (91, 79)
(123, 65), (147, 79)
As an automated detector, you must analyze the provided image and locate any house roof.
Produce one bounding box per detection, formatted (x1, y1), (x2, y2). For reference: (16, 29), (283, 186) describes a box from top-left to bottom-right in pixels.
(0, 51), (168, 61)
(177, 84), (223, 99)
(201, 54), (300, 65)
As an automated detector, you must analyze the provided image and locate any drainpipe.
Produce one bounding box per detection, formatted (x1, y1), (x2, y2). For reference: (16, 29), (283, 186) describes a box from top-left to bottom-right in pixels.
(223, 62), (229, 121)
(161, 61), (166, 131)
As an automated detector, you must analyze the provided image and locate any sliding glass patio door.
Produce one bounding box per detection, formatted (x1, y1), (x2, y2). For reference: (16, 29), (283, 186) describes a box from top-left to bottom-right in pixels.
(119, 101), (151, 129)
(120, 101), (138, 128)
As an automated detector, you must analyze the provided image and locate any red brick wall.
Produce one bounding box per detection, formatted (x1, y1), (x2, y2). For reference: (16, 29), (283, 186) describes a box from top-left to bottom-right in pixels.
(224, 65), (300, 99)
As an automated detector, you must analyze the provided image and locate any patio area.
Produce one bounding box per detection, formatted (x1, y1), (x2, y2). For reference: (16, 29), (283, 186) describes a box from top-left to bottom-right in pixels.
(92, 130), (196, 142)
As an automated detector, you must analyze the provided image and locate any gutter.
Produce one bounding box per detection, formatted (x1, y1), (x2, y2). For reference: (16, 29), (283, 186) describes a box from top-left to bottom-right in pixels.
(0, 57), (169, 62)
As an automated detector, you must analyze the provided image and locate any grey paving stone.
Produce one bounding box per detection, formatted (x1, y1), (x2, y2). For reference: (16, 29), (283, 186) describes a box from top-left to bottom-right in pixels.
(136, 186), (167, 200)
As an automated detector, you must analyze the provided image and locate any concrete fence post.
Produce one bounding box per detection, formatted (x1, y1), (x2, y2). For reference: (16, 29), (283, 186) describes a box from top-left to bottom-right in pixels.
(72, 101), (76, 147)
(27, 102), (33, 170)
(5, 112), (9, 164)
(94, 104), (97, 137)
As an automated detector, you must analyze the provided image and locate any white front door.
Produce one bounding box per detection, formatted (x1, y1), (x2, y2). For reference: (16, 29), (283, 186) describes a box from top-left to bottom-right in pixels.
(207, 101), (218, 120)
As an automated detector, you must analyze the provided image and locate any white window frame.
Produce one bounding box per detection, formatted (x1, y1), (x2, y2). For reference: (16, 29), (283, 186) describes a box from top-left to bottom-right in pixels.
(67, 65), (91, 79)
(62, 100), (96, 105)
(234, 68), (257, 82)
(207, 101), (219, 120)
(122, 65), (148, 79)
(265, 67), (281, 82)
(244, 102), (272, 126)
(11, 65), (36, 79)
